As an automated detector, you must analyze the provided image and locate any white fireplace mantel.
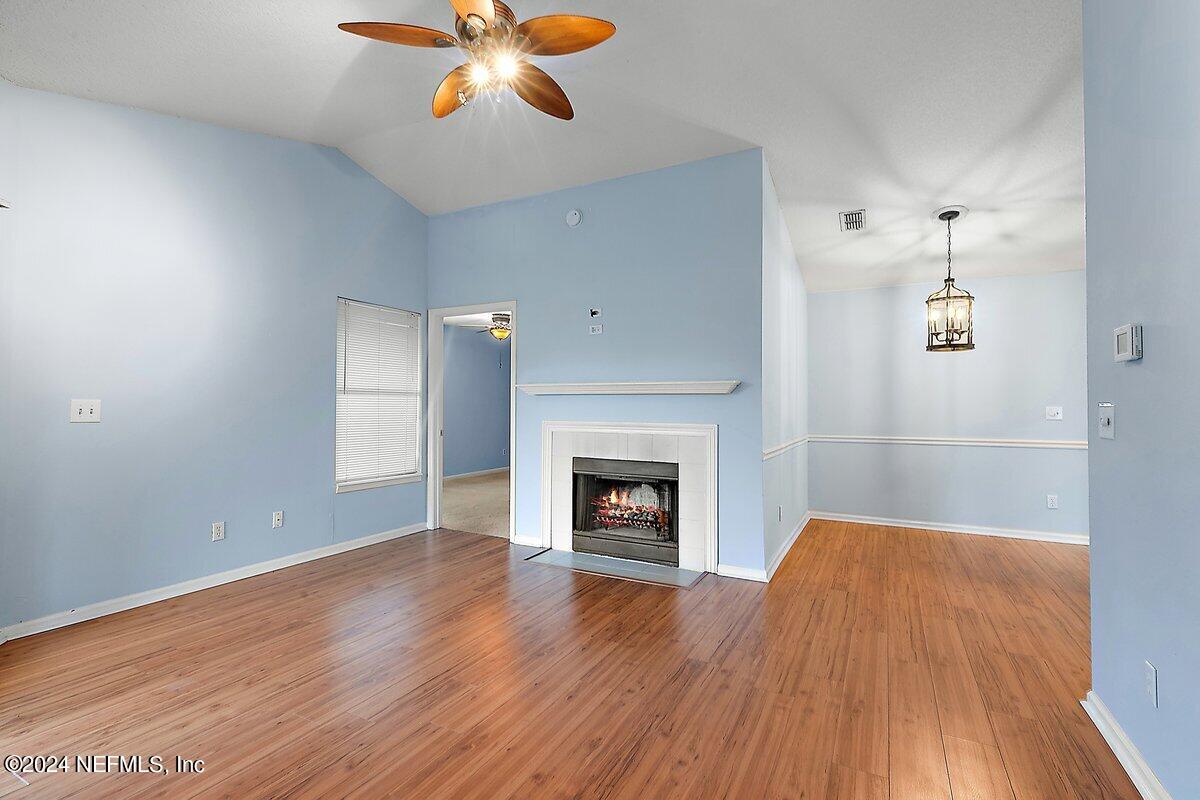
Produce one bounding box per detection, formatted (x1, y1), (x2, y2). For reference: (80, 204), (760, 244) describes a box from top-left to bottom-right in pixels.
(519, 380), (740, 396)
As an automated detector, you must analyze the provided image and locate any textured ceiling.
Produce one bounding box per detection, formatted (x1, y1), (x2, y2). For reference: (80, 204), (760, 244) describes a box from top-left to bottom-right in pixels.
(0, 0), (1084, 290)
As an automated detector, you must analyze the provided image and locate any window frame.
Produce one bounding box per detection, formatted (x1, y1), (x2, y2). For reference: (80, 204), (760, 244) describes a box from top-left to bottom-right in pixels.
(334, 297), (425, 494)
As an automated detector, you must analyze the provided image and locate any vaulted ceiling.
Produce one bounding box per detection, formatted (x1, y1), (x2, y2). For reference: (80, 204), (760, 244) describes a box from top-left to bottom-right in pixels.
(0, 0), (1083, 290)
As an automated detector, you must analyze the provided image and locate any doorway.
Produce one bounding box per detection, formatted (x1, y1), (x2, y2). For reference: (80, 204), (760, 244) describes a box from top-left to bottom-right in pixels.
(427, 302), (517, 540)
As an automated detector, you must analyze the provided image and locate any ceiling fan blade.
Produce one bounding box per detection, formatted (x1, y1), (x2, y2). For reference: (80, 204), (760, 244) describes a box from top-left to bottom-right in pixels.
(449, 0), (495, 29)
(515, 15), (616, 56)
(338, 22), (459, 48)
(433, 64), (474, 118)
(510, 63), (574, 120)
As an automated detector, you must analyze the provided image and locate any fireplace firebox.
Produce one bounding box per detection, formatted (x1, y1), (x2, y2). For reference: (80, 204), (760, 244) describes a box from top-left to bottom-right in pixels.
(572, 457), (679, 566)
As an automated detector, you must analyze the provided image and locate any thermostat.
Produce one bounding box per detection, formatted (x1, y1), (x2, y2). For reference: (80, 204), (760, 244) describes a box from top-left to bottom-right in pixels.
(1113, 323), (1142, 362)
(565, 209), (583, 228)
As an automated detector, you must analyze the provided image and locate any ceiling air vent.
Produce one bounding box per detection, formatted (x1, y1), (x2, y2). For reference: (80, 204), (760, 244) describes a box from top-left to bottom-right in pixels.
(838, 209), (865, 232)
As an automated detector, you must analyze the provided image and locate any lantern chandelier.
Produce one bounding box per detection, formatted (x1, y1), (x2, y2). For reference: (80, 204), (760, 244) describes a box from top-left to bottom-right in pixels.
(926, 205), (975, 352)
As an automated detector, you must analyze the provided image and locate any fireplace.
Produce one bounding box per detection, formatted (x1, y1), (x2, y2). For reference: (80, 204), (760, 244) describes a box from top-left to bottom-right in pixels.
(572, 457), (679, 566)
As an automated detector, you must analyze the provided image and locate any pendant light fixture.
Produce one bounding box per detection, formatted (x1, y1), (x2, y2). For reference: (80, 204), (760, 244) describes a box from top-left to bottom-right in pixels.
(926, 206), (974, 352)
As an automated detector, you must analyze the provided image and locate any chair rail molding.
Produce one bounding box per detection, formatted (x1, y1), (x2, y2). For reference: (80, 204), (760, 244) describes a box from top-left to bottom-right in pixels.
(808, 434), (1087, 450)
(519, 380), (740, 396)
(763, 435), (809, 460)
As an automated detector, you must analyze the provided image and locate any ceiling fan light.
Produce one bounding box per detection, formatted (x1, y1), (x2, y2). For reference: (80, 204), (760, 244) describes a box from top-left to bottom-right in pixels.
(493, 52), (520, 81)
(488, 326), (512, 341)
(469, 62), (492, 86)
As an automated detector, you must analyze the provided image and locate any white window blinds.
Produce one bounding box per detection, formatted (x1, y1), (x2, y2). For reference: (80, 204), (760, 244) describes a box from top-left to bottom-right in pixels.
(336, 298), (422, 490)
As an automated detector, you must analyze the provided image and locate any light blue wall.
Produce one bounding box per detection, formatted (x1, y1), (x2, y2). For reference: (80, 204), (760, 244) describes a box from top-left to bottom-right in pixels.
(1084, 2), (1200, 795)
(443, 325), (510, 477)
(0, 80), (429, 628)
(428, 150), (767, 571)
(808, 271), (1088, 536)
(761, 159), (809, 568)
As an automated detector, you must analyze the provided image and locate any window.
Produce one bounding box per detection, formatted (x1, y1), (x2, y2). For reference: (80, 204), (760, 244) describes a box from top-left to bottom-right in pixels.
(335, 298), (422, 492)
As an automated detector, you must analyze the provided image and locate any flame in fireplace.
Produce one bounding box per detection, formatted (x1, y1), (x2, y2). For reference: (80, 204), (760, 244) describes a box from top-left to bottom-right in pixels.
(607, 488), (631, 507)
(591, 482), (669, 534)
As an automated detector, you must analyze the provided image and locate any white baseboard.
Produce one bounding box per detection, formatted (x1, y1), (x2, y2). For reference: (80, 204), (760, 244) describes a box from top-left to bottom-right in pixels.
(809, 511), (1088, 545)
(444, 466), (508, 481)
(0, 523), (429, 643)
(716, 563), (768, 583)
(1081, 690), (1173, 800)
(767, 513), (812, 581)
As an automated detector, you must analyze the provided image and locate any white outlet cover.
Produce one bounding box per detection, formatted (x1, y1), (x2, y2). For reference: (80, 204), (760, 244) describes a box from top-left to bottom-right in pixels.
(211, 521), (225, 541)
(272, 511), (284, 529)
(1046, 494), (1059, 510)
(1145, 660), (1159, 708)
(589, 324), (604, 335)
(1045, 406), (1063, 420)
(69, 398), (102, 423)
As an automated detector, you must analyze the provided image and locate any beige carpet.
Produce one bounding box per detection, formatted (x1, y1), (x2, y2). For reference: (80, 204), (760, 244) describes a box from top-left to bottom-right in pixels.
(442, 469), (510, 538)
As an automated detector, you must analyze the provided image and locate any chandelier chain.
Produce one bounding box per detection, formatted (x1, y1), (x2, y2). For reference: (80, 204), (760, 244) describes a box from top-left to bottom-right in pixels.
(946, 216), (953, 282)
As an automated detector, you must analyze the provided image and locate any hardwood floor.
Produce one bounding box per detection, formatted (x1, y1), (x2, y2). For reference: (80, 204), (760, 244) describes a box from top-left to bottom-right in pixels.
(0, 521), (1137, 799)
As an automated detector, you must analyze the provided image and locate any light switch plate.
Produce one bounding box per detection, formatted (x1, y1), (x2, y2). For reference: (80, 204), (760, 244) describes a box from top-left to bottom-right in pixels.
(1098, 403), (1115, 440)
(1045, 406), (1063, 421)
(69, 399), (102, 423)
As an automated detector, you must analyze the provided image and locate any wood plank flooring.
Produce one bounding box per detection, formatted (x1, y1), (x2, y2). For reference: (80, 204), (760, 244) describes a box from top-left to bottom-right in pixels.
(0, 521), (1137, 799)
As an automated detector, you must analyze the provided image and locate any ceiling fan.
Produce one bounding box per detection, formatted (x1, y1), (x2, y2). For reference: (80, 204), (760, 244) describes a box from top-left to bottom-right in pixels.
(339, 1), (615, 121)
(465, 312), (513, 341)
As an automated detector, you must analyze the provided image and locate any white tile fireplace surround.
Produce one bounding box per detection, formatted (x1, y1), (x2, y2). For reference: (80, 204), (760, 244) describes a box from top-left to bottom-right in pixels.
(540, 422), (718, 573)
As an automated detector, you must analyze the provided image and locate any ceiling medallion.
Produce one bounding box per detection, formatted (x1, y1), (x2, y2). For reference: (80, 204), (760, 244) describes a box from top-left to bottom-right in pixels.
(339, 1), (616, 120)
(926, 206), (975, 352)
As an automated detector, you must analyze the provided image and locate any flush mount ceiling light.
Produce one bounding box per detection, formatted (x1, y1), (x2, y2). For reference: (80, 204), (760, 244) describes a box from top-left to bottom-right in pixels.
(339, 1), (616, 121)
(926, 206), (975, 352)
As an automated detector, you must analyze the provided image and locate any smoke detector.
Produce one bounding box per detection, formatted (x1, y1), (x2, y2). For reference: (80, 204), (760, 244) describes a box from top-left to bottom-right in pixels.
(838, 209), (865, 232)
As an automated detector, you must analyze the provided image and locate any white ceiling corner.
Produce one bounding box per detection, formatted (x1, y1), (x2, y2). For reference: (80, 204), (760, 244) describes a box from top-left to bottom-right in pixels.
(0, 0), (1084, 290)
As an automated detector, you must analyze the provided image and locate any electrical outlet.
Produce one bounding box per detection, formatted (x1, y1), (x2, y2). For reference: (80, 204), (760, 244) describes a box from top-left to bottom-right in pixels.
(501, 447), (508, 456)
(1045, 406), (1063, 420)
(272, 511), (284, 529)
(777, 505), (783, 522)
(1145, 660), (1159, 708)
(211, 521), (225, 542)
(69, 399), (102, 423)
(589, 324), (604, 335)
(1046, 494), (1059, 510)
